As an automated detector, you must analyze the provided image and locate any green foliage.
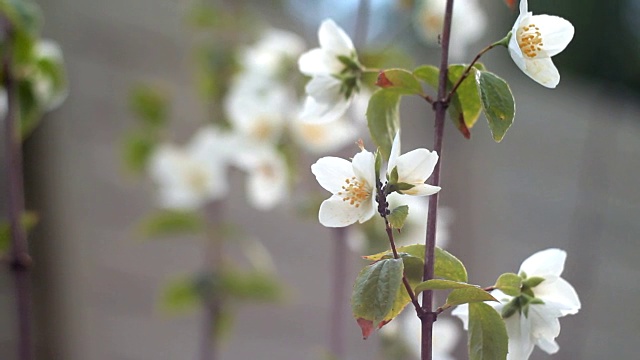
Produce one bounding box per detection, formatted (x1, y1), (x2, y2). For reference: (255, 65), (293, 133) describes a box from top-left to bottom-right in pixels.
(375, 69), (423, 95)
(137, 210), (205, 238)
(446, 287), (497, 307)
(160, 276), (200, 312)
(218, 271), (283, 303)
(495, 272), (522, 296)
(351, 258), (404, 338)
(447, 64), (484, 138)
(414, 64), (485, 139)
(363, 245), (468, 282)
(129, 85), (169, 128)
(476, 71), (516, 142)
(413, 65), (439, 87)
(388, 205), (409, 230)
(121, 131), (156, 174)
(414, 279), (478, 292)
(380, 254), (423, 325)
(0, 211), (39, 253)
(468, 302), (508, 360)
(0, 0), (41, 35)
(366, 89), (401, 160)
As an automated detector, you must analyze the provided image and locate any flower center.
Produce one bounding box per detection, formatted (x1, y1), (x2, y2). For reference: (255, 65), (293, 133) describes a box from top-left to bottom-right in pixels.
(517, 23), (544, 58)
(186, 167), (210, 194)
(252, 118), (275, 141)
(300, 123), (326, 145)
(337, 176), (370, 208)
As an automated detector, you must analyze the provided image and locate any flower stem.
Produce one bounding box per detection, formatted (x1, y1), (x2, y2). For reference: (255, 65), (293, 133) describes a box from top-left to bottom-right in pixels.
(3, 18), (34, 360)
(329, 227), (347, 359)
(202, 201), (225, 360)
(421, 1), (455, 360)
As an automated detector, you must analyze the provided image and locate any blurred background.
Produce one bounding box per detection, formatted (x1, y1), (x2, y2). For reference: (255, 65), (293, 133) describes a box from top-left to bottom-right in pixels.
(1, 0), (640, 359)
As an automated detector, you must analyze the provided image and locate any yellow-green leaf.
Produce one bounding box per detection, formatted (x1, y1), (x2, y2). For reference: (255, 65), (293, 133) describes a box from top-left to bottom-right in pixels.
(376, 68), (423, 95)
(468, 302), (508, 360)
(446, 287), (497, 307)
(494, 272), (522, 297)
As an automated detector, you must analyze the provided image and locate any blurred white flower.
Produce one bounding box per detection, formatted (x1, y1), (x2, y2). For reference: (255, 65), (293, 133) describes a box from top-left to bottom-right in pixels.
(233, 145), (289, 211)
(311, 147), (376, 227)
(387, 193), (453, 248)
(298, 19), (361, 123)
(240, 28), (306, 78)
(290, 112), (357, 154)
(414, 0), (487, 61)
(508, 0), (574, 88)
(224, 74), (293, 144)
(149, 126), (231, 210)
(388, 131), (441, 196)
(452, 248), (581, 360)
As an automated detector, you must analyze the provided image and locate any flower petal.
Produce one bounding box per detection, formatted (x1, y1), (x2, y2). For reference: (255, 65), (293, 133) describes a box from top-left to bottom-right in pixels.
(298, 48), (342, 75)
(318, 195), (362, 227)
(402, 184), (441, 196)
(395, 148), (439, 184)
(505, 313), (536, 360)
(531, 15), (575, 57)
(527, 305), (562, 354)
(300, 95), (351, 123)
(387, 131), (401, 175)
(305, 75), (344, 103)
(521, 57), (561, 88)
(318, 19), (354, 57)
(351, 150), (376, 190)
(534, 277), (581, 315)
(519, 248), (566, 278)
(311, 156), (354, 194)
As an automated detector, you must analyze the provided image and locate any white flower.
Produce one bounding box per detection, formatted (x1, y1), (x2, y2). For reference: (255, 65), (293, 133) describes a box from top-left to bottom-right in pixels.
(224, 74), (292, 144)
(387, 193), (453, 248)
(290, 112), (357, 154)
(388, 131), (441, 196)
(233, 145), (288, 211)
(240, 28), (306, 78)
(414, 0), (487, 61)
(311, 148), (376, 227)
(452, 248), (581, 360)
(149, 126), (231, 210)
(508, 0), (575, 88)
(298, 19), (360, 123)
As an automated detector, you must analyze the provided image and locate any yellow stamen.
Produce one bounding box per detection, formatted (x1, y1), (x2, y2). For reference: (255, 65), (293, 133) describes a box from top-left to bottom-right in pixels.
(517, 23), (545, 58)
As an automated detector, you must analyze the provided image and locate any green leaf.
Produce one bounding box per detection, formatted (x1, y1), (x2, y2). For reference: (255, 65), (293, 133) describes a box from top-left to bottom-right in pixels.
(446, 287), (497, 307)
(522, 276), (545, 289)
(0, 0), (41, 35)
(494, 272), (522, 296)
(413, 65), (439, 88)
(219, 271), (283, 303)
(468, 302), (508, 360)
(129, 85), (169, 128)
(476, 71), (516, 142)
(434, 247), (468, 282)
(137, 210), (204, 238)
(388, 205), (409, 229)
(380, 254), (423, 327)
(352, 258), (404, 338)
(448, 64), (483, 137)
(376, 69), (423, 95)
(0, 211), (39, 253)
(160, 276), (200, 313)
(366, 89), (401, 160)
(121, 131), (156, 174)
(363, 245), (467, 282)
(414, 279), (479, 293)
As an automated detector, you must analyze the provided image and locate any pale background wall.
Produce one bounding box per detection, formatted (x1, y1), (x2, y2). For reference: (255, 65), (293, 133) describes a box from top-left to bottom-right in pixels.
(0, 0), (638, 359)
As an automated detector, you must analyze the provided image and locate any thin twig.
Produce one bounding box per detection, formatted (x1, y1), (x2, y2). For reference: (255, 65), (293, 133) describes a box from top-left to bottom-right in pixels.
(444, 43), (497, 103)
(421, 1), (456, 359)
(3, 17), (34, 360)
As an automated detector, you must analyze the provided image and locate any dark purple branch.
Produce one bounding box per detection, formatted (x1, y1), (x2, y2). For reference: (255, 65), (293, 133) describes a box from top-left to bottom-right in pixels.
(421, 1), (455, 360)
